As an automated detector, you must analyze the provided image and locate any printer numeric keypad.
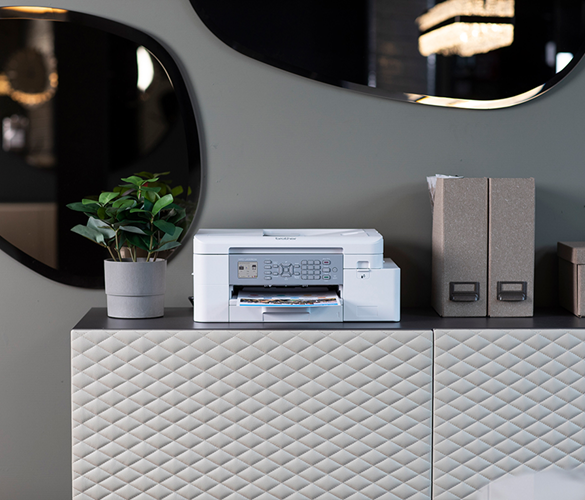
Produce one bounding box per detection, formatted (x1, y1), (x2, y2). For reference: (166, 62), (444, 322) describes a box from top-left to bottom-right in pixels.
(301, 262), (324, 280)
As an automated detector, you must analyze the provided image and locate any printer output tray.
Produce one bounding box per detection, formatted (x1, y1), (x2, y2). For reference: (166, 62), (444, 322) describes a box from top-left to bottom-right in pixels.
(229, 287), (343, 322)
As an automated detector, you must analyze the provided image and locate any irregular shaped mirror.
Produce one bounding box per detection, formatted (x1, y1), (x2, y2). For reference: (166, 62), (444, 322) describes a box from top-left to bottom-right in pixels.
(0, 7), (200, 287)
(190, 0), (585, 109)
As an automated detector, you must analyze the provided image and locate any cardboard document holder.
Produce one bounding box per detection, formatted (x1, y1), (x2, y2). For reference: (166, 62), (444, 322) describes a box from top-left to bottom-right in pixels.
(558, 241), (585, 317)
(488, 178), (535, 317)
(432, 177), (488, 317)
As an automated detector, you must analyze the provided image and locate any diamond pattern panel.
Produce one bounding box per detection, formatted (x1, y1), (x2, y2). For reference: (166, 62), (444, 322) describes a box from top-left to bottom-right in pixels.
(434, 329), (585, 500)
(72, 330), (432, 500)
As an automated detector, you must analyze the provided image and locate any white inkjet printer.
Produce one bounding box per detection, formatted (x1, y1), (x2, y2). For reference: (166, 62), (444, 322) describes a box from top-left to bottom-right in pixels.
(193, 229), (400, 322)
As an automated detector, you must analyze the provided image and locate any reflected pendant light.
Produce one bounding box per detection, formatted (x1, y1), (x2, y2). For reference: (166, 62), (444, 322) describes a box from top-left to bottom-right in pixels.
(417, 0), (514, 57)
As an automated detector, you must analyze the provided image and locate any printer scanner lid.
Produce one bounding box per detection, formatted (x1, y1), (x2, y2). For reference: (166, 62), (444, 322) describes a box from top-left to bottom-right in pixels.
(193, 229), (383, 254)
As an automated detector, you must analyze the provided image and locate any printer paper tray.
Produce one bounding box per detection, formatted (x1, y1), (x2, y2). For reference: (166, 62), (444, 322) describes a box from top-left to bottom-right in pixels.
(229, 304), (343, 322)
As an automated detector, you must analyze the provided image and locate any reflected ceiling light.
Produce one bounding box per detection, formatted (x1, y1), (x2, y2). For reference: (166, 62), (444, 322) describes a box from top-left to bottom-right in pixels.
(556, 52), (573, 73)
(136, 46), (154, 92)
(419, 22), (514, 57)
(0, 6), (68, 21)
(405, 84), (544, 109)
(0, 48), (58, 108)
(1, 6), (67, 14)
(417, 0), (514, 57)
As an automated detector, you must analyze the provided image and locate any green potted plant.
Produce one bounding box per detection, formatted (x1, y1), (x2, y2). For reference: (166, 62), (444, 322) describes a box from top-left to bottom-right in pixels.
(67, 172), (187, 318)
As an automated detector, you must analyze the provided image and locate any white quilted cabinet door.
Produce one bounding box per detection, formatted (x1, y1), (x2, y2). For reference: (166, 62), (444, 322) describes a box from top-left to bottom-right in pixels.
(434, 329), (585, 500)
(72, 330), (433, 500)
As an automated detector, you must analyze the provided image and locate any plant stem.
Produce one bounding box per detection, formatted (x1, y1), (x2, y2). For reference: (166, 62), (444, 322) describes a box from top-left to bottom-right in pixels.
(114, 229), (122, 261)
(107, 246), (117, 261)
(147, 215), (155, 262)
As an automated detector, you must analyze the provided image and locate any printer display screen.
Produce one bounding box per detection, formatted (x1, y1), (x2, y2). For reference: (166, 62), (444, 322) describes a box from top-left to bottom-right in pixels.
(237, 261), (258, 279)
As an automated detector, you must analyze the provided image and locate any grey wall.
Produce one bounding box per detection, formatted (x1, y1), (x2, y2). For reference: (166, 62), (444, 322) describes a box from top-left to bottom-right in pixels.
(1, 0), (585, 498)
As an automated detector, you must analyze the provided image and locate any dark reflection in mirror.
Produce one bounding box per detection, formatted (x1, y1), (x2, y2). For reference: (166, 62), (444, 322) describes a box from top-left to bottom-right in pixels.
(0, 9), (200, 287)
(190, 0), (585, 108)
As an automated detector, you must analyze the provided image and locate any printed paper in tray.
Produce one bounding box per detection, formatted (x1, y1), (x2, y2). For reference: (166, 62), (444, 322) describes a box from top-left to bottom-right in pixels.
(237, 290), (340, 307)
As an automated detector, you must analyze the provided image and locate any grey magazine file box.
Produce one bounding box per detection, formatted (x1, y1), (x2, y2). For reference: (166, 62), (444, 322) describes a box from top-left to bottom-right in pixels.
(432, 177), (488, 317)
(488, 178), (535, 317)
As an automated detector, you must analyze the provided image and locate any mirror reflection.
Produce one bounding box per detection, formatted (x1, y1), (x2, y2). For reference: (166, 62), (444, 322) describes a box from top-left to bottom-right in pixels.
(190, 0), (585, 108)
(0, 9), (200, 287)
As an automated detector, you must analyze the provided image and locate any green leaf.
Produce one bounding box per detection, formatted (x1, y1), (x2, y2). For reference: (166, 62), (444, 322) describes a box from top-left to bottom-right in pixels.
(153, 219), (176, 235)
(116, 210), (131, 222)
(105, 206), (118, 217)
(156, 241), (181, 252)
(71, 224), (106, 246)
(87, 217), (116, 240)
(67, 202), (94, 212)
(145, 190), (157, 203)
(143, 200), (154, 212)
(152, 194), (174, 215)
(171, 186), (184, 197)
(112, 198), (136, 210)
(121, 176), (145, 186)
(82, 198), (99, 205)
(99, 191), (120, 205)
(167, 207), (186, 224)
(97, 207), (107, 220)
(160, 225), (183, 244)
(140, 186), (162, 193)
(120, 225), (146, 235)
(125, 233), (151, 252)
(116, 231), (127, 251)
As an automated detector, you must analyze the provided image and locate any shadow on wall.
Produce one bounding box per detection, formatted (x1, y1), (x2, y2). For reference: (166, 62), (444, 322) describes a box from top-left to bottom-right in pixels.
(364, 182), (433, 308)
(316, 182), (433, 308)
(535, 185), (585, 307)
(386, 242), (432, 308)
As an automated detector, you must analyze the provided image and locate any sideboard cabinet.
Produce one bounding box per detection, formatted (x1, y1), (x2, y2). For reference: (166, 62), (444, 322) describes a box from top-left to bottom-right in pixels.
(72, 309), (585, 500)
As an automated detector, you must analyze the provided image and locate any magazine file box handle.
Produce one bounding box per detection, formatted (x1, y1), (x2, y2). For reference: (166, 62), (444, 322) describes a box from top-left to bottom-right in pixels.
(449, 282), (480, 302)
(497, 281), (527, 301)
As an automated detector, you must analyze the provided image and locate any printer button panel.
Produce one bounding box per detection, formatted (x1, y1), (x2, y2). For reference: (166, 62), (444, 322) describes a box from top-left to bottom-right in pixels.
(230, 254), (343, 285)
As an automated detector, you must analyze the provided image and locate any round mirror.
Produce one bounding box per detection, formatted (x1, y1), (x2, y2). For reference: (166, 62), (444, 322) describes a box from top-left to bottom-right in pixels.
(190, 0), (585, 109)
(0, 7), (201, 287)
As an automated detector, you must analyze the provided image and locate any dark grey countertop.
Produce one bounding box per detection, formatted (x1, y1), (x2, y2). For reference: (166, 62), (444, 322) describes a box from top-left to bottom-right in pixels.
(73, 307), (585, 331)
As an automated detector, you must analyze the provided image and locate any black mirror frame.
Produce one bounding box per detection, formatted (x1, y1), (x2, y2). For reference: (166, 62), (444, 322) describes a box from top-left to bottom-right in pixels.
(0, 7), (202, 288)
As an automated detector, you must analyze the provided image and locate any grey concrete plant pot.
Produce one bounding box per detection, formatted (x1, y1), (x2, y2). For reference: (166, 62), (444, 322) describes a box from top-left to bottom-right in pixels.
(104, 258), (167, 318)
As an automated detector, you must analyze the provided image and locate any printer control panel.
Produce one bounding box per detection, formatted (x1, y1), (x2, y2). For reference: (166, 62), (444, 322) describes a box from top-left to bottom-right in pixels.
(229, 254), (343, 285)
